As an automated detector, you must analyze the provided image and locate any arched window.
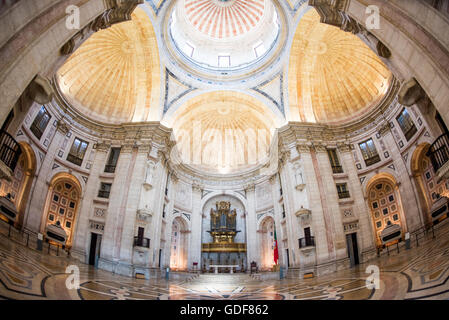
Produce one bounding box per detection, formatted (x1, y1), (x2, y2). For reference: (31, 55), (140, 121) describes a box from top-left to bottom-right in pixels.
(45, 179), (80, 246)
(368, 181), (404, 246)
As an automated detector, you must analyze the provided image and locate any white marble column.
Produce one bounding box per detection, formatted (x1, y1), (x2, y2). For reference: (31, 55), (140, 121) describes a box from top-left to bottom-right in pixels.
(245, 184), (258, 268)
(314, 145), (346, 262)
(71, 142), (109, 262)
(297, 144), (330, 266)
(99, 143), (135, 271)
(188, 183), (203, 270)
(338, 144), (376, 260)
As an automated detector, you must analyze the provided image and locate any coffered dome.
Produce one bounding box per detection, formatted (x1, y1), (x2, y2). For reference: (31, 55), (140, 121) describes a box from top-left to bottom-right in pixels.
(56, 8), (161, 124)
(288, 9), (392, 124)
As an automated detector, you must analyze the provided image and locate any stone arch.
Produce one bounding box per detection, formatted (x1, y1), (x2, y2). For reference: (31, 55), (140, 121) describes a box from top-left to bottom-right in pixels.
(200, 192), (248, 272)
(258, 215), (276, 271)
(40, 172), (83, 247)
(411, 142), (448, 225)
(365, 173), (407, 247)
(200, 190), (248, 213)
(169, 215), (190, 271)
(0, 141), (36, 228)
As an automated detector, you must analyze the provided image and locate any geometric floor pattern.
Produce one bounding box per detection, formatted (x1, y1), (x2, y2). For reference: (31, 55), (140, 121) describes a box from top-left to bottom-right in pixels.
(1, 221), (449, 300)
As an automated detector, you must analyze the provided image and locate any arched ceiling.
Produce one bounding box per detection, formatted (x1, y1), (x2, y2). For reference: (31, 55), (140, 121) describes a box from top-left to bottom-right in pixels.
(288, 9), (392, 124)
(165, 91), (280, 174)
(56, 8), (161, 124)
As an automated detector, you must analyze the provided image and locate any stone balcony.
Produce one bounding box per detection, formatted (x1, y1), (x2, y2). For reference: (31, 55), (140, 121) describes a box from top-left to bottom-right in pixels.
(295, 208), (312, 225)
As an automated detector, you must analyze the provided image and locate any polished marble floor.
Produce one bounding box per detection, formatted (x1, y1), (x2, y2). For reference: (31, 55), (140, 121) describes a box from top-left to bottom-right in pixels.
(0, 222), (449, 300)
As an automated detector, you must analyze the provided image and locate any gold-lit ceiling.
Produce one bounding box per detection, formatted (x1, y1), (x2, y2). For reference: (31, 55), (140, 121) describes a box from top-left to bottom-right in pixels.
(166, 91), (279, 174)
(288, 9), (392, 124)
(56, 8), (160, 124)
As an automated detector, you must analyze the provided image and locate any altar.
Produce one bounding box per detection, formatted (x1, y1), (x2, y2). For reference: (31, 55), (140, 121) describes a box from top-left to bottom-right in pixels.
(201, 201), (247, 272)
(209, 265), (240, 274)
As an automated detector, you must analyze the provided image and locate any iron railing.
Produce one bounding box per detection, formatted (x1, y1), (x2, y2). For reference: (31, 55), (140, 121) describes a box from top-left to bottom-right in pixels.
(427, 133), (449, 173)
(364, 154), (381, 167)
(299, 236), (315, 248)
(332, 165), (344, 174)
(134, 236), (150, 248)
(338, 190), (350, 199)
(66, 154), (83, 166)
(0, 130), (21, 172)
(98, 190), (110, 199)
(104, 164), (116, 173)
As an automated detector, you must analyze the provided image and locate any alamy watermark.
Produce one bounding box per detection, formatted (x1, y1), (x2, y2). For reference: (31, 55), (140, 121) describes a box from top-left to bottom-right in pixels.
(365, 265), (380, 290)
(65, 265), (80, 290)
(66, 5), (80, 30)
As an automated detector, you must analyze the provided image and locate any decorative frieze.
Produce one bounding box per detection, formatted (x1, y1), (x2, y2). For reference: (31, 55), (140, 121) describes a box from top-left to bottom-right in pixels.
(90, 220), (105, 233)
(94, 208), (107, 219)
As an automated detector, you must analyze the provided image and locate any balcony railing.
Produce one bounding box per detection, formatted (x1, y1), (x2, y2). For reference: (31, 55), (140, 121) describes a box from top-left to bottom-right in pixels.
(427, 133), (449, 173)
(364, 154), (381, 167)
(0, 130), (21, 172)
(66, 154), (83, 166)
(299, 236), (315, 249)
(338, 191), (350, 199)
(134, 236), (150, 248)
(104, 164), (116, 173)
(97, 190), (110, 199)
(332, 165), (343, 174)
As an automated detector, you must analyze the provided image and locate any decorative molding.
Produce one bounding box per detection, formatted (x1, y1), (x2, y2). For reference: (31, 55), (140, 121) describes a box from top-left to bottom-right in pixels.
(163, 68), (196, 114)
(251, 72), (285, 115)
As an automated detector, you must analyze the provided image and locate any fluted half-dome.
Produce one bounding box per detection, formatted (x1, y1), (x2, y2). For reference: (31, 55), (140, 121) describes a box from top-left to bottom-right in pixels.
(288, 9), (392, 124)
(184, 0), (265, 39)
(165, 92), (280, 174)
(56, 8), (161, 124)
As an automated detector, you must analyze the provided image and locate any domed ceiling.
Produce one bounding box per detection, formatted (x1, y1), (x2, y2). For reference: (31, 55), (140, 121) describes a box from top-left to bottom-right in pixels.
(168, 0), (282, 75)
(288, 9), (392, 124)
(184, 0), (265, 39)
(56, 8), (160, 124)
(165, 91), (280, 174)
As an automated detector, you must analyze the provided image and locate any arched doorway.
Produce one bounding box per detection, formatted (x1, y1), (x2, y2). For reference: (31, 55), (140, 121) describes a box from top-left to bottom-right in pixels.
(41, 173), (82, 248)
(259, 216), (276, 271)
(366, 174), (406, 247)
(0, 142), (36, 227)
(411, 143), (449, 225)
(169, 216), (189, 271)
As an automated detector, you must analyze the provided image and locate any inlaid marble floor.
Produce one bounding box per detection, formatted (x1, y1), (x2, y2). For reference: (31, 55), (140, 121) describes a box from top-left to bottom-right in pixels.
(0, 222), (449, 300)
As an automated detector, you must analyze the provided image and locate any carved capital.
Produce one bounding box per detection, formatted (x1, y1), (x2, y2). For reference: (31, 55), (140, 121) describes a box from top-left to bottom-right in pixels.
(121, 143), (135, 153)
(91, 0), (143, 31)
(296, 143), (311, 154)
(337, 143), (351, 153)
(377, 122), (391, 137)
(56, 120), (70, 134)
(312, 143), (327, 153)
(309, 0), (361, 34)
